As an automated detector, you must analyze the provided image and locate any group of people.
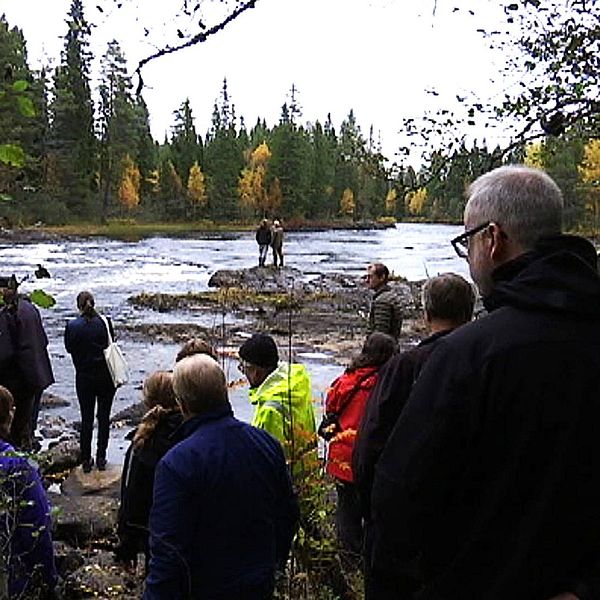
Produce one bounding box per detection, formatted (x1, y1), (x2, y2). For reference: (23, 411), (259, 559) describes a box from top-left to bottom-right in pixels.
(1, 164), (600, 600)
(255, 218), (285, 267)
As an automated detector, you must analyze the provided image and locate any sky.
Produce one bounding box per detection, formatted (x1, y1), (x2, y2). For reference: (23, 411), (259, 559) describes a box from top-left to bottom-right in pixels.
(2, 0), (517, 165)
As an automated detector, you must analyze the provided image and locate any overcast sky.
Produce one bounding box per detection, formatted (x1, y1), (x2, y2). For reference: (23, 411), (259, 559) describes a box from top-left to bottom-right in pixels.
(3, 0), (516, 164)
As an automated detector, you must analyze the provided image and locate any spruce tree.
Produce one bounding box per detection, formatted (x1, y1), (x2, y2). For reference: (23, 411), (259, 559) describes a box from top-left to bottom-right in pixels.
(48, 0), (96, 217)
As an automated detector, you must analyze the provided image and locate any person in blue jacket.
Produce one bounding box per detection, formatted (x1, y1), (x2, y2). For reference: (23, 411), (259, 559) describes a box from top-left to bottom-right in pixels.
(0, 384), (57, 598)
(144, 354), (299, 600)
(64, 291), (116, 472)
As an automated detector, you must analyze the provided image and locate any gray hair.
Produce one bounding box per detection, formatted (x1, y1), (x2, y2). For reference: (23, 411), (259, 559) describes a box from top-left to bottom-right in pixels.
(465, 164), (563, 249)
(173, 354), (228, 415)
(422, 273), (475, 325)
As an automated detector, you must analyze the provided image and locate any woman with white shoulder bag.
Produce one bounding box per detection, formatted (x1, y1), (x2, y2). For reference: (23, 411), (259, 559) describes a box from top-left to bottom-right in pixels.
(65, 291), (126, 473)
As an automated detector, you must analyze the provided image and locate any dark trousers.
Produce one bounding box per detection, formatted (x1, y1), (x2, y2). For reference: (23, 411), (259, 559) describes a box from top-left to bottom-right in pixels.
(272, 245), (283, 267)
(335, 482), (363, 568)
(76, 372), (115, 462)
(8, 385), (35, 450)
(258, 244), (269, 266)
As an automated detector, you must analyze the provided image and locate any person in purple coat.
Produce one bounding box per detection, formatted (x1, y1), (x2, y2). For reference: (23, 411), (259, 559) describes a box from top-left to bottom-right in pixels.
(0, 385), (57, 598)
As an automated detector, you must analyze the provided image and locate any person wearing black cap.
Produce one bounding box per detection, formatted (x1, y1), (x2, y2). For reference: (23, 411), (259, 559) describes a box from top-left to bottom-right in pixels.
(238, 333), (316, 475)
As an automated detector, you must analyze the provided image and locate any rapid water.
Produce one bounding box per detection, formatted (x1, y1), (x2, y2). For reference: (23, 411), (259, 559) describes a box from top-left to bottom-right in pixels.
(1, 223), (467, 461)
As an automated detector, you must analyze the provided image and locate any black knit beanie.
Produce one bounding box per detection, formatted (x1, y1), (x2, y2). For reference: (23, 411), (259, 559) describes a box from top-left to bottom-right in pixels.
(239, 334), (279, 368)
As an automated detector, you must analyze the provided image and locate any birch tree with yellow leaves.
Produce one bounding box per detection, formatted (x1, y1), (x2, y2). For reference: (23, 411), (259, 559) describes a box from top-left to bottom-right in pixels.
(238, 141), (274, 215)
(118, 154), (141, 212)
(578, 139), (600, 235)
(187, 161), (207, 219)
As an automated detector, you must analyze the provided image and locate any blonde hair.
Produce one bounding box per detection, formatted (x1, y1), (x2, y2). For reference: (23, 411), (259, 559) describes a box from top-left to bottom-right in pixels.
(133, 371), (178, 449)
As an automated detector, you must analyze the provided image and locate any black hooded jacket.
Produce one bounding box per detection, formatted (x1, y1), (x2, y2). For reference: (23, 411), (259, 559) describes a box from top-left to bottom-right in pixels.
(371, 235), (600, 600)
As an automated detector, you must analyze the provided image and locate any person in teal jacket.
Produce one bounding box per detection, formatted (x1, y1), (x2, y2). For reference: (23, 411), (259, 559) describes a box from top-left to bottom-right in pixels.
(238, 333), (316, 477)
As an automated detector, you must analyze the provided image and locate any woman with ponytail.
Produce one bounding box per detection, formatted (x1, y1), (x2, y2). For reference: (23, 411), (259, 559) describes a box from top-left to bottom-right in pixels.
(64, 291), (117, 473)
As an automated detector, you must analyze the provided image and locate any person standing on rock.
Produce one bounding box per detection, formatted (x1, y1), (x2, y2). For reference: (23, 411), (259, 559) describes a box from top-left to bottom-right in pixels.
(64, 291), (117, 473)
(271, 220), (284, 267)
(365, 263), (403, 341)
(145, 354), (298, 599)
(0, 384), (57, 598)
(0, 275), (54, 450)
(255, 219), (272, 267)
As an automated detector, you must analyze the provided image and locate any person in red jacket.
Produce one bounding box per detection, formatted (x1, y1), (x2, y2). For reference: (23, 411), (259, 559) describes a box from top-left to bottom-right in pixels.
(321, 332), (396, 565)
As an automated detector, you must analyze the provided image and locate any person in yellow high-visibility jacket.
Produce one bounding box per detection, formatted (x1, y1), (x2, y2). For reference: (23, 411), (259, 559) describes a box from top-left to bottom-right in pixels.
(239, 333), (317, 478)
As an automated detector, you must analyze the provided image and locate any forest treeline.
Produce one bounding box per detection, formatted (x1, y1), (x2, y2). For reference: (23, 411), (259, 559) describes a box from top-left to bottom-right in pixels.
(0, 0), (598, 229)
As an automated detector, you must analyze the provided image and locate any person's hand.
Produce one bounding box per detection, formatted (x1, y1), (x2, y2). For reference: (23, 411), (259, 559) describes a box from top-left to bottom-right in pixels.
(546, 593), (579, 600)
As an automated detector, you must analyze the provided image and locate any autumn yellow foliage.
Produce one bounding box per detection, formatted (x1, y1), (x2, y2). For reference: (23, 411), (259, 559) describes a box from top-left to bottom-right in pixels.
(524, 142), (544, 169)
(187, 161), (207, 207)
(118, 154), (140, 210)
(406, 187), (428, 215)
(340, 188), (355, 217)
(385, 188), (397, 215)
(578, 139), (600, 229)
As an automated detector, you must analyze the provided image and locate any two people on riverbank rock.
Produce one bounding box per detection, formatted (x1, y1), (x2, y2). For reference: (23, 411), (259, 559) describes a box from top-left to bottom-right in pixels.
(0, 384), (57, 598)
(365, 263), (403, 341)
(0, 275), (54, 450)
(256, 219), (272, 267)
(271, 220), (284, 267)
(144, 354), (299, 599)
(64, 291), (116, 473)
(320, 332), (396, 567)
(238, 333), (316, 476)
(354, 272), (474, 598)
(370, 165), (600, 600)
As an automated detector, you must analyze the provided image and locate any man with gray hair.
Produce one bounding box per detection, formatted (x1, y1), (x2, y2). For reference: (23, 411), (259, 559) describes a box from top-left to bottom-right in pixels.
(144, 354), (299, 599)
(370, 165), (600, 600)
(354, 272), (474, 599)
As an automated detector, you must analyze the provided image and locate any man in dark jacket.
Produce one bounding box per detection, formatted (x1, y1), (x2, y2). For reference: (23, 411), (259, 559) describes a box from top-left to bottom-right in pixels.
(256, 219), (272, 267)
(144, 354), (299, 600)
(370, 165), (600, 600)
(354, 273), (474, 514)
(0, 276), (54, 449)
(366, 263), (403, 341)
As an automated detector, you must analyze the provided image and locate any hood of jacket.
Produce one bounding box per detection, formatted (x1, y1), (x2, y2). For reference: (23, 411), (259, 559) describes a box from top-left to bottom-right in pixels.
(484, 234), (600, 318)
(249, 362), (311, 407)
(333, 366), (378, 398)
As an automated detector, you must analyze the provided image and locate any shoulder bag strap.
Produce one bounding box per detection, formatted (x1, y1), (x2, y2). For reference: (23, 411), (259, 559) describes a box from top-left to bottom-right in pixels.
(98, 313), (114, 343)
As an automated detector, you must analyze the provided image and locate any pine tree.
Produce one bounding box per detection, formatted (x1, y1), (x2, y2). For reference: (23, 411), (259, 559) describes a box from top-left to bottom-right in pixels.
(171, 98), (202, 185)
(204, 79), (243, 221)
(98, 40), (138, 221)
(48, 0), (96, 216)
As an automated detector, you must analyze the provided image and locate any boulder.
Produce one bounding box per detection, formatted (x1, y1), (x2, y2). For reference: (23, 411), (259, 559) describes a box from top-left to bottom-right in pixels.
(50, 493), (118, 546)
(40, 391), (70, 409)
(61, 464), (122, 499)
(39, 438), (80, 476)
(53, 540), (86, 577)
(111, 401), (146, 427)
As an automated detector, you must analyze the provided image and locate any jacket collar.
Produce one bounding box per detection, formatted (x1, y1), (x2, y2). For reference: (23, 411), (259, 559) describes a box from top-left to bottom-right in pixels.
(172, 404), (233, 443)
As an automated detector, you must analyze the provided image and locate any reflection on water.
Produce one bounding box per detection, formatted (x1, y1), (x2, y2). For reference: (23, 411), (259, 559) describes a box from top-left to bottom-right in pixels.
(2, 224), (467, 462)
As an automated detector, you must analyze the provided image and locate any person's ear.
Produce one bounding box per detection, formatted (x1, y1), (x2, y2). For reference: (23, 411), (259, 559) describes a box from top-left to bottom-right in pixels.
(488, 222), (510, 262)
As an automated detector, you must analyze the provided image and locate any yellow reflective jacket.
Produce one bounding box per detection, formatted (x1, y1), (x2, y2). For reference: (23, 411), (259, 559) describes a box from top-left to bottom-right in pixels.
(249, 362), (317, 475)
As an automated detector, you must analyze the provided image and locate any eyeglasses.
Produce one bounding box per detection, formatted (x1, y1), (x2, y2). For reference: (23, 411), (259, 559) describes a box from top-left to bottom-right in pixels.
(237, 360), (254, 374)
(451, 221), (491, 259)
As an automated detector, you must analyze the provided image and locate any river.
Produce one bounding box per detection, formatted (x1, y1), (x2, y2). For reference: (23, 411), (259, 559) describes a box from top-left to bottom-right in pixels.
(1, 223), (467, 462)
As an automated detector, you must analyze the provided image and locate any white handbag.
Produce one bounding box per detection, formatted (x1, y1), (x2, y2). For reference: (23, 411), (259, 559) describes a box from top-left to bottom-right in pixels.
(100, 314), (129, 388)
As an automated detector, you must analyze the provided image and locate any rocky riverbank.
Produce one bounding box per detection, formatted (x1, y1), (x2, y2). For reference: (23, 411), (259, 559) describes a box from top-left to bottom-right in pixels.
(26, 266), (428, 598)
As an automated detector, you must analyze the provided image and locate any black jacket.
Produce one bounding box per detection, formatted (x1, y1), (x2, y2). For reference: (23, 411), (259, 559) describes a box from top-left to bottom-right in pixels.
(371, 235), (600, 600)
(256, 225), (272, 246)
(353, 329), (453, 516)
(116, 410), (183, 563)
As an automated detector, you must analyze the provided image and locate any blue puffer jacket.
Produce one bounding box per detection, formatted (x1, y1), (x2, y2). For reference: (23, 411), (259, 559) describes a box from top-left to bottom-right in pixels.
(144, 406), (299, 600)
(0, 440), (57, 597)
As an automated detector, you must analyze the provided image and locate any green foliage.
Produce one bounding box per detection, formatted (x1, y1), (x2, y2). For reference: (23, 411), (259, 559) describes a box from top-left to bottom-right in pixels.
(0, 144), (25, 167)
(29, 289), (56, 309)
